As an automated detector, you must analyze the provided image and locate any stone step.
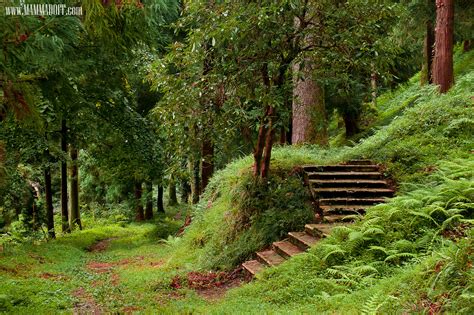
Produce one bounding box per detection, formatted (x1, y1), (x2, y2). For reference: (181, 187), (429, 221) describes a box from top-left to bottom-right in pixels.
(318, 206), (367, 215)
(319, 197), (387, 206)
(303, 164), (380, 173)
(242, 260), (265, 276)
(256, 249), (286, 267)
(273, 240), (304, 259)
(309, 179), (389, 188)
(345, 159), (374, 165)
(315, 213), (359, 224)
(307, 171), (383, 180)
(305, 223), (349, 238)
(313, 188), (394, 198)
(288, 231), (320, 250)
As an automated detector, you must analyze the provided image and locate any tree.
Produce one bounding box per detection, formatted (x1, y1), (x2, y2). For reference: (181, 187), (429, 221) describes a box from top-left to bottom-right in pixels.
(145, 181), (154, 219)
(432, 0), (454, 93)
(69, 147), (81, 230)
(292, 61), (327, 145)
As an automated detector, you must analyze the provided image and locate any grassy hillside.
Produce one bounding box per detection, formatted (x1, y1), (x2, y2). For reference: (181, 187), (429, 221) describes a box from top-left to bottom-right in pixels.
(163, 49), (473, 312)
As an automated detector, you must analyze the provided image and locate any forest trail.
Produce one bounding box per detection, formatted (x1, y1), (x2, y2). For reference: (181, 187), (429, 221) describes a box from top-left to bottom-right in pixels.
(0, 222), (246, 314)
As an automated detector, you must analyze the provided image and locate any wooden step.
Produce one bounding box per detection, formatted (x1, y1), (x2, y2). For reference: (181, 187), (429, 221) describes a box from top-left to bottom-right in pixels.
(303, 165), (380, 173)
(315, 213), (359, 224)
(307, 172), (383, 180)
(345, 159), (374, 165)
(288, 231), (319, 250)
(256, 250), (286, 266)
(309, 179), (389, 188)
(305, 223), (349, 237)
(242, 260), (265, 276)
(273, 240), (304, 259)
(313, 188), (394, 198)
(319, 197), (387, 206)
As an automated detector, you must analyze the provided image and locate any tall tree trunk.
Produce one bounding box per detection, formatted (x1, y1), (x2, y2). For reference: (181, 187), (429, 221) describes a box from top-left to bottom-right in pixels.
(432, 0), (454, 93)
(60, 119), (69, 233)
(188, 158), (200, 204)
(291, 62), (328, 145)
(422, 20), (435, 85)
(463, 40), (472, 52)
(134, 181), (144, 221)
(44, 167), (55, 238)
(168, 178), (178, 206)
(201, 139), (214, 193)
(157, 185), (165, 213)
(180, 179), (191, 204)
(28, 182), (40, 231)
(343, 111), (360, 138)
(371, 63), (377, 106)
(69, 147), (81, 230)
(253, 107), (269, 177)
(145, 181), (153, 220)
(260, 122), (275, 178)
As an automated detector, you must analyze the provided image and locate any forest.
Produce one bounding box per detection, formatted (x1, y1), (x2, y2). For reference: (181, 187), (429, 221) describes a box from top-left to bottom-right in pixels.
(0, 0), (473, 313)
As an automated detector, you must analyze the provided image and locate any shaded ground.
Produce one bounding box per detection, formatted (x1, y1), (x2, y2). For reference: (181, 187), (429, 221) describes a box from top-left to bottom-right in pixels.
(0, 216), (246, 314)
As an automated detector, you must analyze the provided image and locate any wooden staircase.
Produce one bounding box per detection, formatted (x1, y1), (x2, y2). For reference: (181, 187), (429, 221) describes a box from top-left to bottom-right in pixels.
(242, 160), (394, 276)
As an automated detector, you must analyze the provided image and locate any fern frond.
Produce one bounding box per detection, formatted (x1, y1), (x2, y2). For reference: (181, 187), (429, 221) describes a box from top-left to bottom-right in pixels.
(409, 210), (440, 226)
(354, 265), (379, 276)
(440, 214), (464, 231)
(363, 227), (385, 237)
(384, 252), (418, 264)
(322, 248), (347, 262)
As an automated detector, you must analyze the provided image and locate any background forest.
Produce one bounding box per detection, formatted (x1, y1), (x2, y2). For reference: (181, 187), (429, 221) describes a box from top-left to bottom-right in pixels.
(0, 0), (473, 313)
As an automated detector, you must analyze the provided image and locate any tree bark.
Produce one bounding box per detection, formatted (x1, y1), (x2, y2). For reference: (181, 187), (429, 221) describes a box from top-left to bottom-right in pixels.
(145, 181), (153, 220)
(432, 0), (454, 93)
(343, 111), (360, 138)
(44, 167), (55, 238)
(253, 107), (269, 177)
(260, 123), (275, 178)
(189, 158), (200, 204)
(60, 119), (69, 233)
(69, 147), (81, 230)
(157, 185), (165, 213)
(134, 181), (144, 221)
(180, 179), (191, 204)
(422, 20), (435, 85)
(463, 40), (472, 52)
(168, 178), (178, 206)
(291, 61), (328, 145)
(371, 63), (377, 106)
(201, 139), (214, 193)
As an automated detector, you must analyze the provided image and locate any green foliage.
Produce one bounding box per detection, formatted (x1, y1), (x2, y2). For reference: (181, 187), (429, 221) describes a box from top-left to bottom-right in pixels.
(170, 165), (313, 270)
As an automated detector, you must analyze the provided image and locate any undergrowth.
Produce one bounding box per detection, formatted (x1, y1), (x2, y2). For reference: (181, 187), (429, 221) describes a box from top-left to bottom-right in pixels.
(162, 49), (474, 313)
(169, 167), (314, 270)
(192, 158), (474, 314)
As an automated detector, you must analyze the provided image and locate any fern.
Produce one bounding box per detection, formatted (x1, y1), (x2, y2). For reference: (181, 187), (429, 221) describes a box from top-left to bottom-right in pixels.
(362, 227), (385, 237)
(384, 252), (418, 264)
(368, 246), (389, 256)
(362, 294), (399, 315)
(440, 214), (464, 231)
(321, 244), (347, 263)
(354, 265), (379, 276)
(409, 210), (439, 226)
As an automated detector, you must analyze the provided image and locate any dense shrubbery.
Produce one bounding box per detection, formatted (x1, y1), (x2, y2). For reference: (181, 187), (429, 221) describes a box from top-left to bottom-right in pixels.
(170, 166), (314, 270)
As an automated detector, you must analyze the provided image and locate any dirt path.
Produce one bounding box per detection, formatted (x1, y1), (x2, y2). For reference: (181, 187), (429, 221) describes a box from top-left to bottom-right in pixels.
(72, 235), (246, 313)
(87, 237), (117, 253)
(73, 238), (118, 314)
